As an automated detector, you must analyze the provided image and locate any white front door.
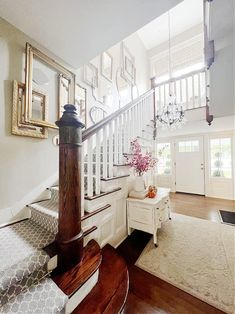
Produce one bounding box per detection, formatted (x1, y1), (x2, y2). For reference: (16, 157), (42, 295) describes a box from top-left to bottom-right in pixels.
(175, 137), (205, 195)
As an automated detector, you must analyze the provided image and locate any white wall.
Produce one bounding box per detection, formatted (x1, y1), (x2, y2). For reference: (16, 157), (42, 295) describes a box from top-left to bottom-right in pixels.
(0, 18), (61, 223)
(77, 33), (149, 127)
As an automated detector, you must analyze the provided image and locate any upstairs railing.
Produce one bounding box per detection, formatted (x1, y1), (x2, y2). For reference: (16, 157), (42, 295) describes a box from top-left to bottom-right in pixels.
(151, 68), (207, 111)
(82, 89), (155, 198)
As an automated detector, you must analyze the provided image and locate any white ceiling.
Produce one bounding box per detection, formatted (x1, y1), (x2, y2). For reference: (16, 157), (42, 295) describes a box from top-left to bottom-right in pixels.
(0, 0), (182, 68)
(137, 0), (203, 50)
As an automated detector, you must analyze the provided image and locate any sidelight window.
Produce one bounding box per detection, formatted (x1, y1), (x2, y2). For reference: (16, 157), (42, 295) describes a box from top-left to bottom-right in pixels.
(157, 143), (171, 175)
(210, 138), (232, 178)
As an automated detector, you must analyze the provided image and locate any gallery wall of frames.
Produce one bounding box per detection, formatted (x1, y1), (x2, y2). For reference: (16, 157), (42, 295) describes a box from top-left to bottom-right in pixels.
(11, 32), (149, 138)
(77, 33), (150, 126)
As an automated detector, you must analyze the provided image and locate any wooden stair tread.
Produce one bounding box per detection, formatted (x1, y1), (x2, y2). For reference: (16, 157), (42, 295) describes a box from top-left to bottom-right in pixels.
(84, 187), (122, 200)
(82, 204), (111, 221)
(101, 174), (130, 181)
(83, 225), (97, 237)
(52, 240), (101, 296)
(113, 163), (130, 167)
(73, 244), (129, 314)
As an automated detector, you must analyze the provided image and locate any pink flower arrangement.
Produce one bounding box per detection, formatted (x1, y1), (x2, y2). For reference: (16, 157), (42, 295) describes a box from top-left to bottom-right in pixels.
(125, 139), (157, 176)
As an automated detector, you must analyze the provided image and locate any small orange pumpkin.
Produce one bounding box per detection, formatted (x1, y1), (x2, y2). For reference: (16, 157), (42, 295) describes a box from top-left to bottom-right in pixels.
(148, 191), (156, 198)
(147, 185), (157, 198)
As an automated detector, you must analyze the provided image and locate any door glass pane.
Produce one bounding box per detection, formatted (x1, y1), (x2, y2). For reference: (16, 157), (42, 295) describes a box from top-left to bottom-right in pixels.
(210, 138), (232, 178)
(178, 140), (199, 153)
(157, 143), (171, 175)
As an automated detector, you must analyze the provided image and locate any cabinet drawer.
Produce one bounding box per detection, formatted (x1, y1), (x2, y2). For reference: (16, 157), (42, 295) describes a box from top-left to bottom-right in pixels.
(129, 220), (153, 234)
(128, 204), (153, 224)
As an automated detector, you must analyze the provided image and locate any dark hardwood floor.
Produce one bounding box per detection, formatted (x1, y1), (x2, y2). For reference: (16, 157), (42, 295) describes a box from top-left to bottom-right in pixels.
(117, 193), (234, 314)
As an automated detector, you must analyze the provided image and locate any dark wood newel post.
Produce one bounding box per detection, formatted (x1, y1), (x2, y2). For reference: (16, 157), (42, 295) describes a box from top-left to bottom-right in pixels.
(55, 104), (85, 271)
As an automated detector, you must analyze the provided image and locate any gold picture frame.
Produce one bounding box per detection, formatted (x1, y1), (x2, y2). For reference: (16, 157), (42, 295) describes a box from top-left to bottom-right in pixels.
(120, 42), (136, 85)
(24, 42), (76, 129)
(12, 80), (48, 139)
(83, 63), (98, 88)
(101, 51), (113, 82)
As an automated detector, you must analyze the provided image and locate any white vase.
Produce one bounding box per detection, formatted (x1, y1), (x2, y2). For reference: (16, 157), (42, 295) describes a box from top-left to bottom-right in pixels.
(134, 175), (145, 192)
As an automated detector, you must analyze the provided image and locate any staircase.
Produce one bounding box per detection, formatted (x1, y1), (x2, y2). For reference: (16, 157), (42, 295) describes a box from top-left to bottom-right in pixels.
(0, 89), (156, 313)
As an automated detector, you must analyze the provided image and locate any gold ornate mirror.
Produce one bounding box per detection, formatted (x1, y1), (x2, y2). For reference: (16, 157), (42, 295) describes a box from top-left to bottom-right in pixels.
(24, 42), (76, 129)
(12, 80), (48, 139)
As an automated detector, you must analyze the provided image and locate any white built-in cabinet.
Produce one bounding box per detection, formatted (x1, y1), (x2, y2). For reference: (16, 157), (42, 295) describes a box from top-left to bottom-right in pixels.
(83, 190), (128, 248)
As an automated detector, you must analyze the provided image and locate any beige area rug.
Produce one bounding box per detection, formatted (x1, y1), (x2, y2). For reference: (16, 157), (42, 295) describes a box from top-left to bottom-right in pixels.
(136, 214), (235, 314)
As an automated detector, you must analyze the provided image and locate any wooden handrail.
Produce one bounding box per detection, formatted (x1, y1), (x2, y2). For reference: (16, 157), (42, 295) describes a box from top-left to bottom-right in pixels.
(82, 89), (154, 142)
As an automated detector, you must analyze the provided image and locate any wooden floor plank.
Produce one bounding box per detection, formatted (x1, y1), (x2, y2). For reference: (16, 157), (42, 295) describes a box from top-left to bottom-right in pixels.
(73, 244), (128, 314)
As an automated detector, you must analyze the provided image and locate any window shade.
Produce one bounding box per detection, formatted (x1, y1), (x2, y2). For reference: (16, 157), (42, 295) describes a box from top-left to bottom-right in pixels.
(151, 34), (204, 78)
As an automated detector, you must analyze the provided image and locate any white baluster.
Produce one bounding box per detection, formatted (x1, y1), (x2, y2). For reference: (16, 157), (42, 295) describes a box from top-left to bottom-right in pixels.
(150, 94), (153, 122)
(141, 99), (145, 130)
(138, 101), (141, 132)
(118, 114), (123, 163)
(108, 121), (114, 176)
(133, 106), (137, 138)
(114, 118), (118, 164)
(129, 107), (133, 140)
(192, 75), (195, 108)
(180, 79), (183, 103)
(186, 77), (189, 110)
(123, 111), (129, 154)
(174, 81), (176, 99)
(87, 136), (93, 197)
(164, 84), (166, 108)
(103, 125), (108, 179)
(95, 130), (101, 195)
(159, 86), (162, 110)
(127, 109), (131, 150)
(201, 71), (206, 105)
(198, 72), (201, 107)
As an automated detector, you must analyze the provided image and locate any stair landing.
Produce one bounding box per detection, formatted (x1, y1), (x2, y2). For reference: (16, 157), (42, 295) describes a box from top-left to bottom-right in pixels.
(73, 243), (129, 313)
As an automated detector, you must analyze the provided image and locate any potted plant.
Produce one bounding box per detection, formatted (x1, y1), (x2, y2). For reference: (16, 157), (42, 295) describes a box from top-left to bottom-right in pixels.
(125, 139), (157, 192)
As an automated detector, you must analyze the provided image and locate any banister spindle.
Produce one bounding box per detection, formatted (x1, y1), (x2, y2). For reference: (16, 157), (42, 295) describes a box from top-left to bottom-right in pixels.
(103, 125), (108, 179)
(87, 136), (93, 197)
(55, 104), (84, 271)
(108, 122), (114, 177)
(114, 118), (118, 164)
(95, 130), (101, 194)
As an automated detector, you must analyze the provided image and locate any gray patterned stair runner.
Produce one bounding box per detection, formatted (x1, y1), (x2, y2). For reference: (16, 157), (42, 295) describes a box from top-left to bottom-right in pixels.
(0, 219), (55, 307)
(0, 277), (68, 314)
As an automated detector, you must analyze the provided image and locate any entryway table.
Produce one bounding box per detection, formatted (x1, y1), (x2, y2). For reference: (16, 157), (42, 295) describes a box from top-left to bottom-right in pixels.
(127, 187), (171, 247)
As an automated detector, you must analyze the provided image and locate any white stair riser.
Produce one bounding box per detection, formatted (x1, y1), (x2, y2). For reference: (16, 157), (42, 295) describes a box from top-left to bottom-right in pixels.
(65, 270), (99, 314)
(113, 166), (130, 177)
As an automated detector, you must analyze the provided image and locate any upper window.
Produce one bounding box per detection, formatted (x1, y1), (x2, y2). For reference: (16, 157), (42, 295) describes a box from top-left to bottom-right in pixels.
(150, 34), (204, 80)
(178, 140), (199, 153)
(210, 138), (232, 178)
(157, 143), (171, 175)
